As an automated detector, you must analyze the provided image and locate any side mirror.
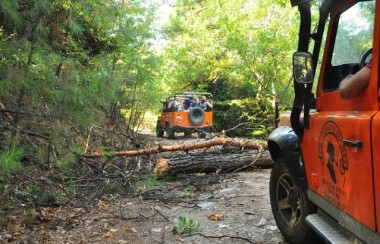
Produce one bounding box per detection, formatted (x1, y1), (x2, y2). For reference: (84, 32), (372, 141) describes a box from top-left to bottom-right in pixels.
(293, 52), (314, 84)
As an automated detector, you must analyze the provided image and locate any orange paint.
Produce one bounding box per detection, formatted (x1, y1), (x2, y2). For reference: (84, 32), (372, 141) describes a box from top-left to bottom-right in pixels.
(302, 0), (380, 231)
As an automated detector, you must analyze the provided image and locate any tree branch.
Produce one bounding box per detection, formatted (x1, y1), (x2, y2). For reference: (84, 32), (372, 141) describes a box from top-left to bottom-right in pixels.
(82, 137), (268, 158)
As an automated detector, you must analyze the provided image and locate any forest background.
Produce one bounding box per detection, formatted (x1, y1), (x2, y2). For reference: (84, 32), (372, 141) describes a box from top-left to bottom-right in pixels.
(0, 0), (305, 210)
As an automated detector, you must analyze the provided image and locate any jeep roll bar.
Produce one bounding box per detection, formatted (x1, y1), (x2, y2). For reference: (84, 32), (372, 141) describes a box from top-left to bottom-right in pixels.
(174, 92), (213, 98)
(289, 0), (312, 140)
(160, 92), (213, 105)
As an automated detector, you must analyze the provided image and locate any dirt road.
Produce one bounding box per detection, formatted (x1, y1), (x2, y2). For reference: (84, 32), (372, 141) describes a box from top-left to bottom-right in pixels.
(0, 135), (286, 243)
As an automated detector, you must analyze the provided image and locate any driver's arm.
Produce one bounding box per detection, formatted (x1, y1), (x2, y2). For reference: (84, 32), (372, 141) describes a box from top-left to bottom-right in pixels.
(339, 66), (371, 99)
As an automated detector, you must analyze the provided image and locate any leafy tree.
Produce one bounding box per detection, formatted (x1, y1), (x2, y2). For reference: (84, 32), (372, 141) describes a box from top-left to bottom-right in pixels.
(160, 0), (299, 137)
(0, 0), (160, 205)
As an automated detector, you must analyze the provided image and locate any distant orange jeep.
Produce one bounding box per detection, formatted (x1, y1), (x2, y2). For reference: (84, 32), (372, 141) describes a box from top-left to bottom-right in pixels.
(156, 92), (213, 139)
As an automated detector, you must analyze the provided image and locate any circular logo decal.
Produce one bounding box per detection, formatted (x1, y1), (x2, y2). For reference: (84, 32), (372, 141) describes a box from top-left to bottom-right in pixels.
(318, 121), (348, 187)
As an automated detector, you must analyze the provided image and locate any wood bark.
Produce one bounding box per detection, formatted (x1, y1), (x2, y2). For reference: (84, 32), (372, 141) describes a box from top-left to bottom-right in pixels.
(154, 150), (273, 176)
(83, 137), (268, 158)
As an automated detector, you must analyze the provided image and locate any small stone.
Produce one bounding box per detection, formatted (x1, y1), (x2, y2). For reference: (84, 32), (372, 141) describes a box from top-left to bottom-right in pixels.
(256, 218), (266, 227)
(197, 202), (215, 210)
(151, 227), (162, 233)
(266, 225), (278, 231)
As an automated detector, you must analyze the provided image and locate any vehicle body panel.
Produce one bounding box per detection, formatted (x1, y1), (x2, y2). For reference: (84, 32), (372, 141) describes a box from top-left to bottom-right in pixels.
(159, 110), (213, 129)
(303, 111), (376, 230)
(268, 0), (380, 240)
(303, 0), (379, 232)
(156, 92), (213, 138)
(301, 1), (380, 231)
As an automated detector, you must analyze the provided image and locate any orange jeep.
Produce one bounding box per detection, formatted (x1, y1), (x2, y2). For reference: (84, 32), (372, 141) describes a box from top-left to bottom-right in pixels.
(156, 92), (213, 139)
(267, 0), (379, 243)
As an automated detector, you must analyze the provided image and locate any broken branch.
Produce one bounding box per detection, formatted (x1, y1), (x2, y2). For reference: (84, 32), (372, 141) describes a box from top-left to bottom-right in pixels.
(82, 137), (268, 158)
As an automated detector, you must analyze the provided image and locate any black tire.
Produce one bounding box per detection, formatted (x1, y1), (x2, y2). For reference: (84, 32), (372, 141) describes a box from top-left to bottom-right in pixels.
(156, 123), (164, 137)
(167, 128), (175, 139)
(184, 130), (192, 138)
(198, 131), (207, 139)
(189, 107), (205, 125)
(269, 158), (320, 244)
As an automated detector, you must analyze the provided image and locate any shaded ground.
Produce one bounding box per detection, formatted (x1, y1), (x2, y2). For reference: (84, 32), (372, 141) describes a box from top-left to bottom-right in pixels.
(0, 135), (286, 243)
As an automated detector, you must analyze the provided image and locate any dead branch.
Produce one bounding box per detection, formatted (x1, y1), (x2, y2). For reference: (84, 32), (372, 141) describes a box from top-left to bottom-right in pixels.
(82, 137), (268, 158)
(0, 102), (14, 123)
(184, 233), (254, 244)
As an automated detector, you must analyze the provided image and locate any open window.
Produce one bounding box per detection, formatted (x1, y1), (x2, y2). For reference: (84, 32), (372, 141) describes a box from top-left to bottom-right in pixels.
(322, 1), (374, 92)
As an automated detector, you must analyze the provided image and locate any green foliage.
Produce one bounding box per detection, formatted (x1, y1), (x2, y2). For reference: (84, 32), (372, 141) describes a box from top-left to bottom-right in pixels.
(162, 0), (299, 90)
(0, 143), (23, 175)
(172, 216), (199, 235)
(0, 0), (160, 165)
(0, 0), (165, 210)
(214, 97), (275, 139)
(0, 0), (317, 208)
(158, 0), (299, 135)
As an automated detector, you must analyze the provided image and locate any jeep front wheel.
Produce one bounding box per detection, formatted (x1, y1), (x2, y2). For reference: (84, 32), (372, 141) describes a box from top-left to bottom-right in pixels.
(156, 123), (164, 137)
(167, 128), (175, 139)
(269, 158), (319, 244)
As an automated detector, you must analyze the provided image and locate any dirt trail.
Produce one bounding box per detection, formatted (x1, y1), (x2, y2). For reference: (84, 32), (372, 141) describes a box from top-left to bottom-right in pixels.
(0, 135), (286, 243)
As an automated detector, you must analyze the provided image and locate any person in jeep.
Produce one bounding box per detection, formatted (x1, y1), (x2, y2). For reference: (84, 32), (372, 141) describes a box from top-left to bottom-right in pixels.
(200, 95), (213, 111)
(156, 92), (213, 139)
(184, 96), (194, 110)
(339, 59), (372, 99)
(189, 97), (199, 109)
(171, 97), (183, 111)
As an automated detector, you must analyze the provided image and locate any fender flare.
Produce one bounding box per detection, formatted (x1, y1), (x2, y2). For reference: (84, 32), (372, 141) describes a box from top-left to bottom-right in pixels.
(267, 126), (305, 178)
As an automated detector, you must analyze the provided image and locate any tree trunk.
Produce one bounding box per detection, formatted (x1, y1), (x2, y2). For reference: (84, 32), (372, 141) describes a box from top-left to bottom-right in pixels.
(83, 137), (268, 158)
(154, 150), (273, 176)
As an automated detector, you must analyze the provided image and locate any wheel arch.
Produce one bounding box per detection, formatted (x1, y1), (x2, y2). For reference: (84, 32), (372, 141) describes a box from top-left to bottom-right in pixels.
(267, 126), (305, 178)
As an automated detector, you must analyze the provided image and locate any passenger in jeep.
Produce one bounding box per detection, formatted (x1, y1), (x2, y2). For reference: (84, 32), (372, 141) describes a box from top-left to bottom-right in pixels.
(171, 97), (183, 111)
(339, 59), (372, 99)
(184, 96), (194, 110)
(200, 95), (213, 111)
(189, 97), (200, 109)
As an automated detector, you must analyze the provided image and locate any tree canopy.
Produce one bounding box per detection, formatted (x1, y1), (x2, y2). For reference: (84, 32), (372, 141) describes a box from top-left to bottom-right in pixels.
(158, 0), (299, 136)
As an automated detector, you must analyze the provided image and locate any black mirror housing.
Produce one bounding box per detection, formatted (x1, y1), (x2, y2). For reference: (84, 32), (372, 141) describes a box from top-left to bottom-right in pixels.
(293, 51), (314, 84)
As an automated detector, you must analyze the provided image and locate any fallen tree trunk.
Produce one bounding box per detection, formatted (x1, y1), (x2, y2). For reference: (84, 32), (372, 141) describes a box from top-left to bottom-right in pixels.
(83, 137), (268, 158)
(154, 150), (273, 176)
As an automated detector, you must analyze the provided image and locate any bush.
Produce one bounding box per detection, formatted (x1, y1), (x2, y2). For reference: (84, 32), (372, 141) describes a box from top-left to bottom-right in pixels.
(0, 142), (23, 175)
(213, 98), (275, 139)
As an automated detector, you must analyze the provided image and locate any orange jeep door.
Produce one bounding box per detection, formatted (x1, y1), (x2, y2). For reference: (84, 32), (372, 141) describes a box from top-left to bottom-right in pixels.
(305, 109), (376, 230)
(302, 1), (377, 230)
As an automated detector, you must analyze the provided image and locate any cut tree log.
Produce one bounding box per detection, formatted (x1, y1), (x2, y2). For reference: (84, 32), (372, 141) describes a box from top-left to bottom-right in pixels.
(83, 137), (268, 158)
(154, 150), (273, 176)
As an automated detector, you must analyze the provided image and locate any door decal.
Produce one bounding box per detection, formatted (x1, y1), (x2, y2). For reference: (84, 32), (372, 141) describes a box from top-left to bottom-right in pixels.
(318, 121), (348, 209)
